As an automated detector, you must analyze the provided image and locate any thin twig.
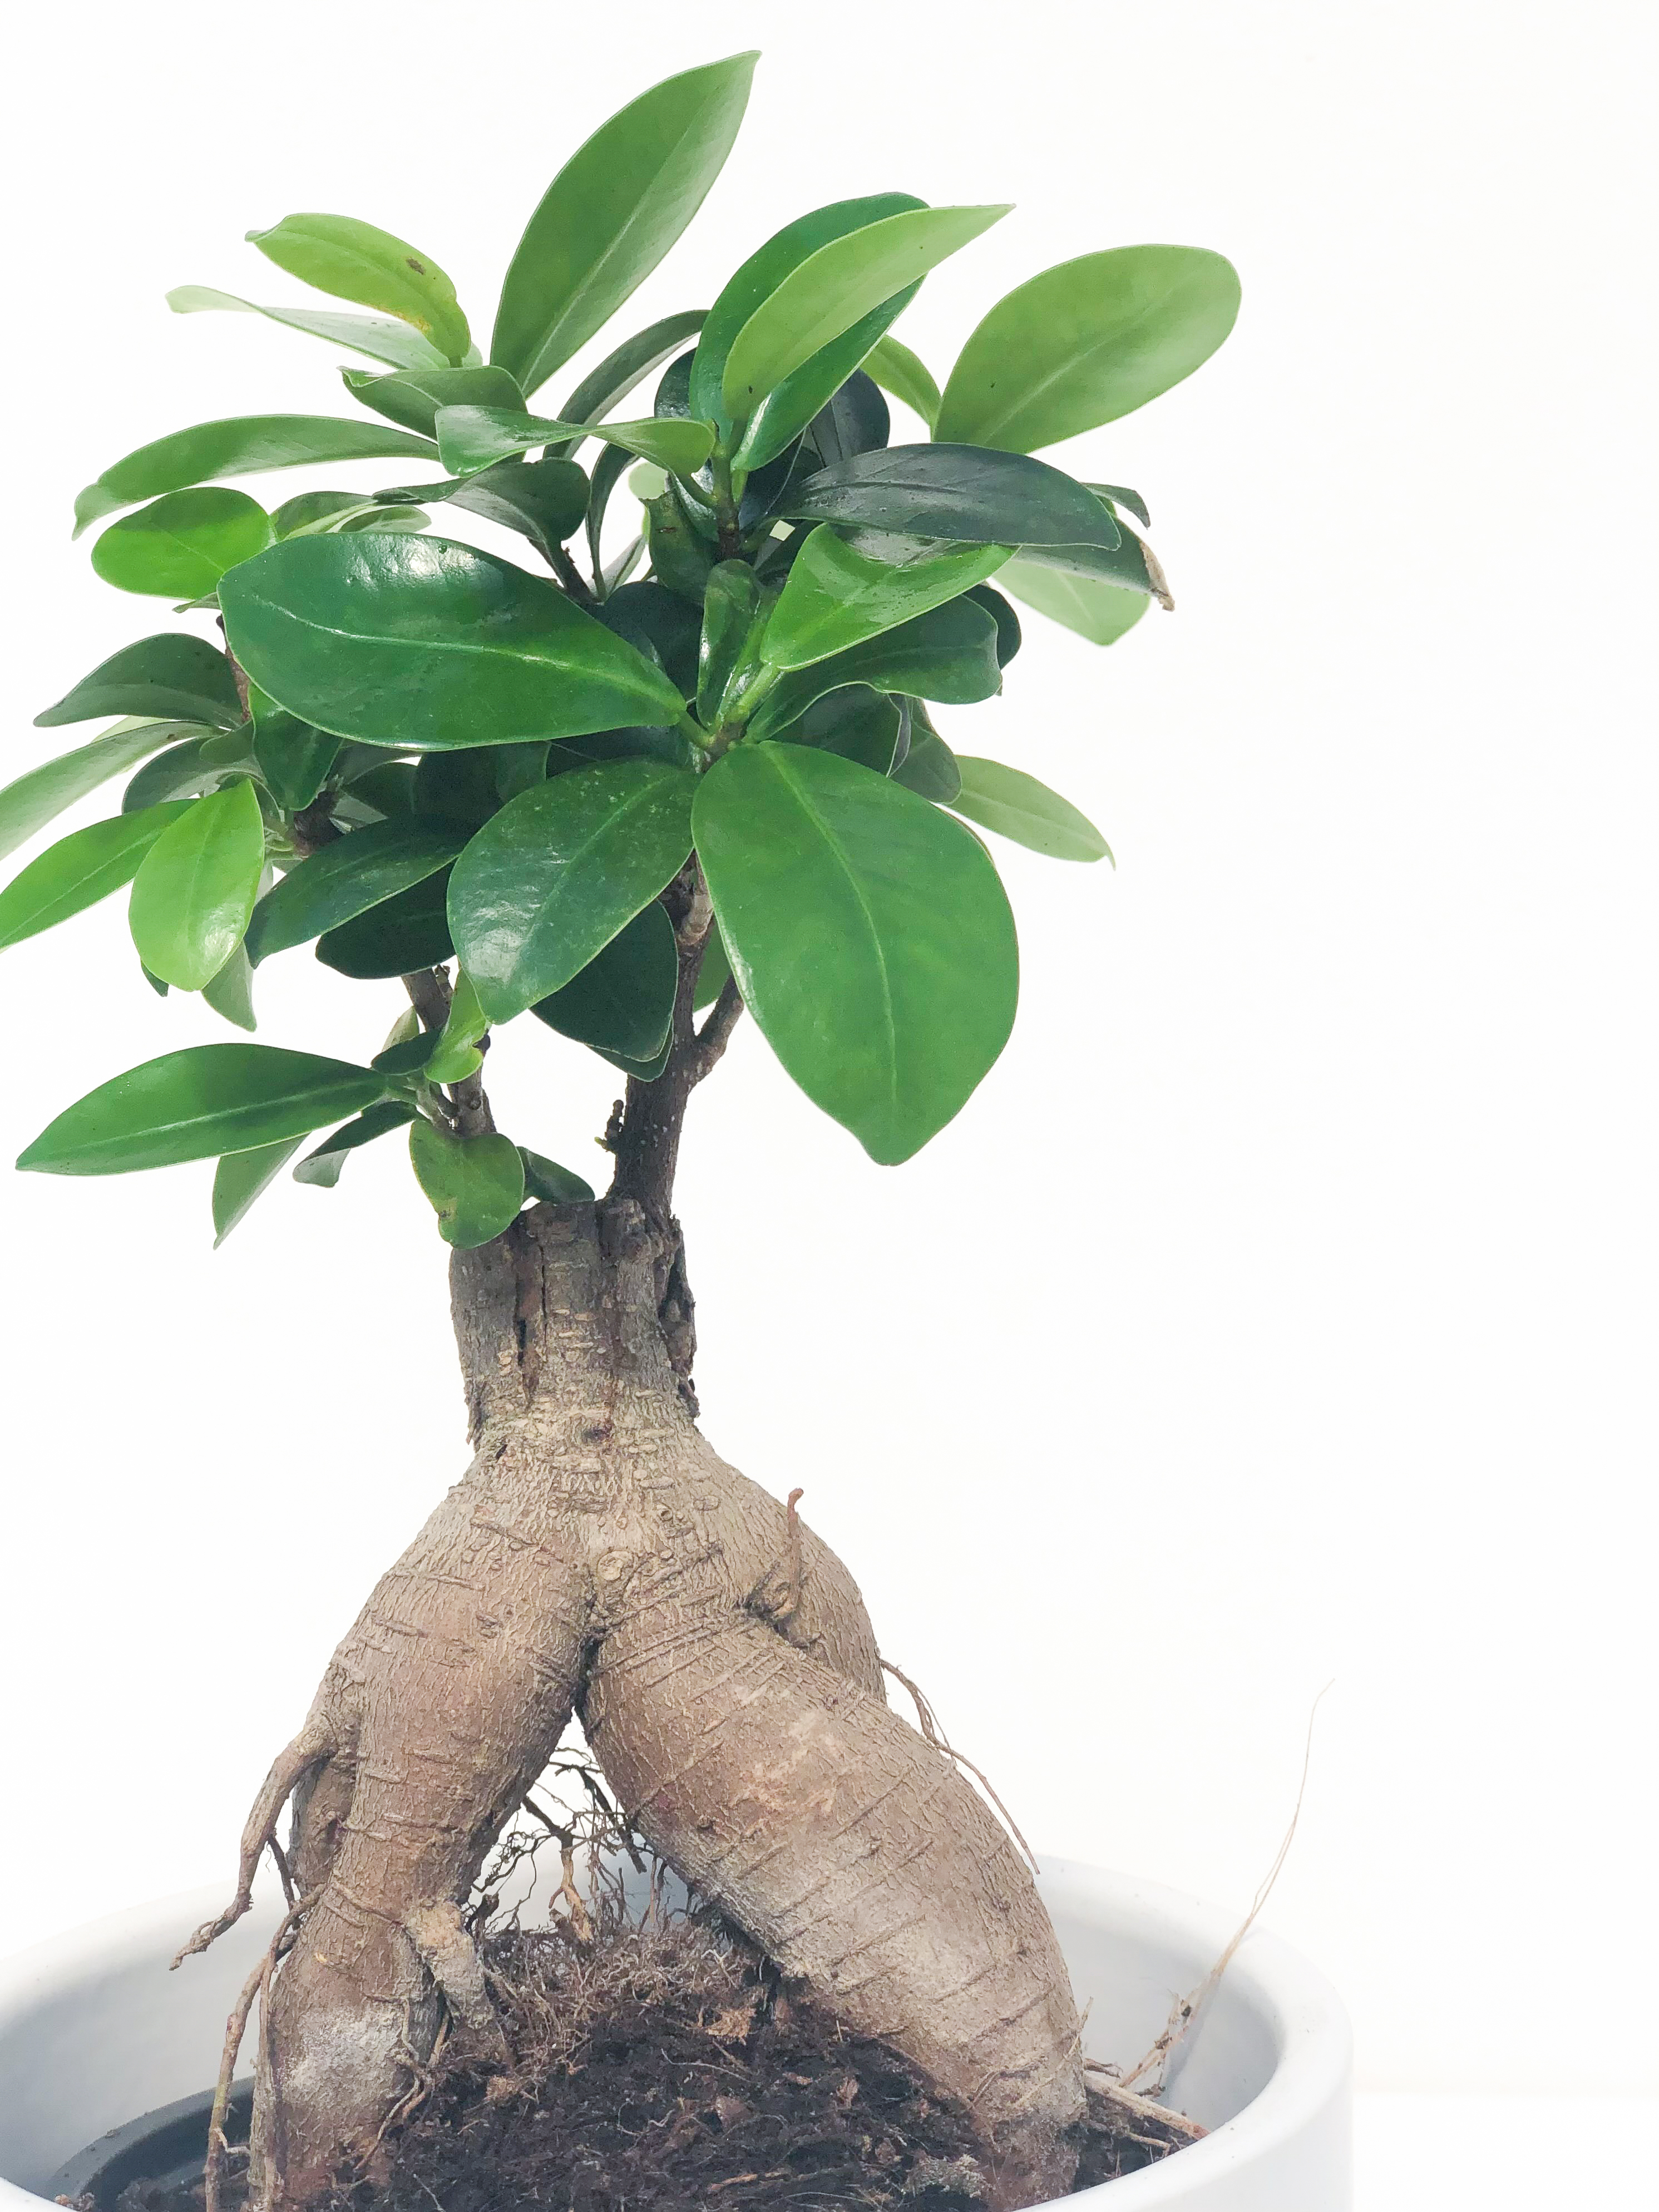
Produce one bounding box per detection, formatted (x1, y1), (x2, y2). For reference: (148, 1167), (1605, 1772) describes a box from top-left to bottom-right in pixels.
(693, 976), (745, 1078)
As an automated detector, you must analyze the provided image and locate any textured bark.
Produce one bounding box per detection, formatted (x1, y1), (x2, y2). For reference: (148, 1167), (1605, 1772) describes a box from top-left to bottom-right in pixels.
(196, 1198), (1083, 2208)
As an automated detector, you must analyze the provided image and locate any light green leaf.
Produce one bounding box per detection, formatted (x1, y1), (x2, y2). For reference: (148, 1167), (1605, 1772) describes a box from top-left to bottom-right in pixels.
(245, 817), (469, 964)
(0, 803), (191, 950)
(998, 556), (1151, 646)
(519, 1147), (595, 1205)
(435, 404), (715, 478)
(935, 246), (1241, 452)
(202, 939), (259, 1030)
(409, 1118), (525, 1247)
(760, 527), (1010, 671)
(292, 1099), (417, 1187)
(73, 416), (440, 537)
(129, 779), (266, 990)
(36, 635), (245, 731)
(423, 971), (490, 1084)
(18, 1045), (388, 1176)
(0, 722), (204, 864)
(863, 334), (941, 428)
(949, 756), (1111, 862)
(219, 535), (689, 750)
(92, 488), (273, 600)
(491, 54), (757, 397)
(722, 205), (1009, 426)
(248, 212), (471, 364)
(167, 285), (450, 372)
(212, 1138), (304, 1245)
(694, 743), (1017, 1163)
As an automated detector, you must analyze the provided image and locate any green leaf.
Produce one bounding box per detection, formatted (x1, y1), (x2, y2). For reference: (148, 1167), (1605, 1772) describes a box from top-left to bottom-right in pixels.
(0, 722), (202, 863)
(220, 535), (689, 750)
(249, 213), (470, 363)
(803, 373), (890, 468)
(1010, 525), (1173, 605)
(551, 311), (709, 446)
(998, 557), (1150, 646)
(1089, 482), (1152, 529)
(122, 734), (228, 812)
(0, 803), (191, 951)
(491, 54), (757, 397)
(74, 417), (440, 538)
(91, 490), (273, 600)
(167, 285), (450, 372)
(966, 582), (1022, 665)
(934, 246), (1241, 452)
(408, 1118), (525, 1247)
(863, 334), (941, 428)
(412, 748), (504, 829)
(211, 1137), (303, 1244)
(722, 206), (1009, 427)
(249, 685), (342, 811)
(792, 686), (904, 776)
(292, 1099), (417, 1187)
(774, 443), (1121, 555)
(36, 635), (244, 730)
(448, 759), (694, 1021)
(373, 456), (592, 566)
(342, 364), (524, 437)
(949, 757), (1110, 862)
(750, 597), (1001, 739)
(18, 1045), (388, 1176)
(316, 870), (453, 977)
(423, 971), (490, 1084)
(530, 900), (678, 1061)
(129, 780), (266, 990)
(760, 527), (1010, 672)
(435, 405), (715, 477)
(643, 487), (715, 604)
(890, 707), (961, 802)
(202, 939), (259, 1030)
(694, 743), (1016, 1163)
(245, 817), (468, 964)
(697, 561), (764, 723)
(519, 1147), (595, 1205)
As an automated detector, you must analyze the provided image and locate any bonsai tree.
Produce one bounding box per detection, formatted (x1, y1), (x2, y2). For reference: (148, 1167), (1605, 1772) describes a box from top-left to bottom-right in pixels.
(2, 52), (1237, 2212)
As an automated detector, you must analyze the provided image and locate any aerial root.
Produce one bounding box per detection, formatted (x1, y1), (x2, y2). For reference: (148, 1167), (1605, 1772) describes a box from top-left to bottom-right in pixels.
(881, 1656), (1040, 1876)
(745, 1486), (807, 1626)
(203, 1888), (321, 2212)
(173, 1720), (334, 1969)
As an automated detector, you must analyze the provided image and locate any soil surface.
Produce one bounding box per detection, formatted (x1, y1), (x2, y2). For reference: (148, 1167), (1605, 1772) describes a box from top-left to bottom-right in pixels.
(83, 1914), (1189, 2212)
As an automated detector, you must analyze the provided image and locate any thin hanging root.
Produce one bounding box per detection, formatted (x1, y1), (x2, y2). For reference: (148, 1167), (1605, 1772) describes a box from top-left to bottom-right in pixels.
(203, 1889), (320, 2212)
(521, 1798), (596, 1944)
(174, 1721), (334, 1969)
(882, 1656), (1040, 1877)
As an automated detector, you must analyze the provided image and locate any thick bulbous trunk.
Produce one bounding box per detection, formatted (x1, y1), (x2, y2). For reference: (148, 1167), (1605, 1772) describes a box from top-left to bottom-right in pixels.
(199, 1198), (1083, 2209)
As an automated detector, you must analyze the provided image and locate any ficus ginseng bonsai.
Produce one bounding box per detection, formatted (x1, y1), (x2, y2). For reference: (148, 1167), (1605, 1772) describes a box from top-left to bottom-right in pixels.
(2, 50), (1238, 2212)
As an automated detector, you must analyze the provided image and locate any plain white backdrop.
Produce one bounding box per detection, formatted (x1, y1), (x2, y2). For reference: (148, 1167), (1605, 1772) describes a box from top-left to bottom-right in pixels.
(0, 0), (1653, 2193)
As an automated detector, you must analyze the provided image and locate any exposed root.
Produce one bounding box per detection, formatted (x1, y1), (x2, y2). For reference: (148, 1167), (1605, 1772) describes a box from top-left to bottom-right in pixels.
(205, 1890), (321, 2212)
(1082, 2070), (1208, 2147)
(882, 1656), (1041, 1878)
(174, 1723), (333, 1969)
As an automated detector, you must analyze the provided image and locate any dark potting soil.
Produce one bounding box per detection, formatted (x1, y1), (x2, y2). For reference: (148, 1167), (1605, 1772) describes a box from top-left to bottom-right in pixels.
(75, 1920), (1189, 2212)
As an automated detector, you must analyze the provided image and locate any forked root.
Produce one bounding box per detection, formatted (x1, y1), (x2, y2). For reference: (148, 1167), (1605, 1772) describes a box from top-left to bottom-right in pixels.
(174, 1720), (335, 1969)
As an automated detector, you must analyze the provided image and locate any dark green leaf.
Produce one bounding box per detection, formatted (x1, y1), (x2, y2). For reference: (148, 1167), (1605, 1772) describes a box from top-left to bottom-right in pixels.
(694, 744), (1016, 1162)
(36, 634), (245, 730)
(551, 311), (709, 446)
(316, 868), (453, 976)
(249, 685), (341, 811)
(0, 721), (205, 863)
(246, 816), (468, 962)
(340, 760), (419, 819)
(168, 285), (450, 372)
(74, 417), (440, 537)
(292, 1099), (418, 1187)
(791, 686), (903, 776)
(0, 804), (191, 950)
(950, 756), (1110, 861)
(129, 780), (267, 990)
(863, 334), (941, 428)
(585, 441), (633, 582)
(212, 1137), (303, 1244)
(934, 246), (1241, 452)
(966, 582), (1021, 664)
(496, 744), (551, 803)
(342, 364), (524, 437)
(436, 404), (715, 477)
(890, 705), (961, 801)
(750, 598), (1001, 739)
(698, 561), (763, 722)
(122, 734), (226, 812)
(448, 758), (694, 1021)
(774, 443), (1121, 555)
(643, 488), (715, 604)
(374, 457), (593, 566)
(92, 489), (273, 599)
(202, 940), (258, 1031)
(1089, 482), (1152, 529)
(519, 1147), (595, 1205)
(409, 1118), (525, 1247)
(491, 54), (757, 397)
(18, 1045), (388, 1176)
(248, 213), (471, 363)
(220, 535), (690, 750)
(998, 557), (1151, 646)
(805, 372), (890, 467)
(530, 900), (677, 1061)
(412, 749), (503, 829)
(760, 527), (1009, 671)
(1010, 525), (1173, 605)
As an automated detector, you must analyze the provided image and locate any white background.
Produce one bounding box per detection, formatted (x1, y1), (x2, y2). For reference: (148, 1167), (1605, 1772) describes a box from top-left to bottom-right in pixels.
(1, 2), (1653, 2201)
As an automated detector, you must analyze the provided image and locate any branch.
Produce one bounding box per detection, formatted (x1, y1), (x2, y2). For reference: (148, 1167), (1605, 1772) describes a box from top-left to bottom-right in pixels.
(693, 976), (744, 1080)
(402, 967), (495, 1140)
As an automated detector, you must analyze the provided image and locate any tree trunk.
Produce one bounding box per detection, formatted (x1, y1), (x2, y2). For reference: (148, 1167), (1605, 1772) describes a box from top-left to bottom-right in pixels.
(191, 1194), (1084, 2207)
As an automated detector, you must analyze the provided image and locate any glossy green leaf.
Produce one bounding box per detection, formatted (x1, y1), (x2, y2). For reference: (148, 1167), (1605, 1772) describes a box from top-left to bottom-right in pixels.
(245, 816), (468, 963)
(202, 939), (258, 1030)
(491, 54), (757, 397)
(220, 535), (689, 750)
(1010, 525), (1173, 604)
(934, 246), (1241, 452)
(595, 581), (702, 704)
(36, 635), (245, 730)
(722, 206), (1008, 426)
(890, 705), (961, 802)
(950, 757), (1110, 862)
(774, 443), (1120, 555)
(249, 214), (470, 362)
(0, 721), (203, 863)
(316, 870), (453, 977)
(270, 490), (433, 540)
(373, 457), (591, 566)
(211, 1137), (303, 1244)
(292, 1099), (418, 1187)
(92, 490), (273, 599)
(966, 582), (1022, 665)
(74, 416), (440, 537)
(551, 311), (709, 447)
(409, 1118), (525, 1247)
(694, 743), (1016, 1163)
(760, 527), (1010, 671)
(448, 758), (694, 1021)
(863, 334), (941, 428)
(168, 285), (450, 372)
(0, 803), (191, 950)
(436, 405), (715, 477)
(129, 780), (266, 990)
(998, 557), (1151, 646)
(18, 1045), (387, 1176)
(121, 734), (226, 812)
(643, 487), (715, 604)
(249, 683), (341, 811)
(342, 364), (524, 437)
(750, 598), (1001, 739)
(697, 561), (763, 723)
(804, 373), (890, 468)
(519, 1147), (596, 1205)
(530, 900), (678, 1061)
(791, 686), (905, 776)
(422, 972), (490, 1085)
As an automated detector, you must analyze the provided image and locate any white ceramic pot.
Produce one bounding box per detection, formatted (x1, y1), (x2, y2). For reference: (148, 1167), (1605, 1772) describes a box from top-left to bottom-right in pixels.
(0, 1859), (1350, 2209)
